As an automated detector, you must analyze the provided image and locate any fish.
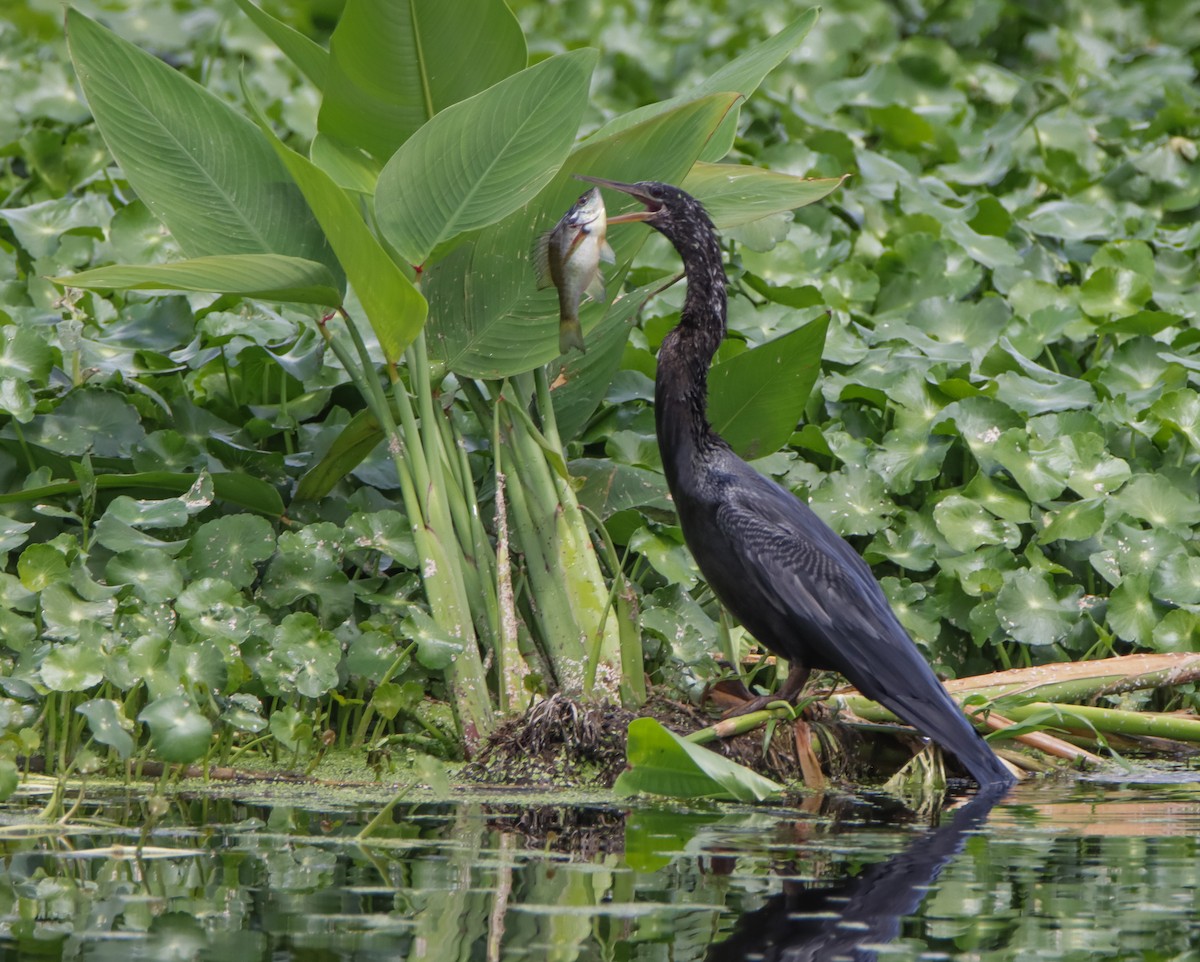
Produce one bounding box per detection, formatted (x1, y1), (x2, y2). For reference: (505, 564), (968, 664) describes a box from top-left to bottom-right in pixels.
(533, 187), (615, 354)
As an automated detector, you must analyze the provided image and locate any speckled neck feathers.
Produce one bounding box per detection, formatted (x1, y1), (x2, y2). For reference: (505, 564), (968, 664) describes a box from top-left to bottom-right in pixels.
(653, 199), (729, 490)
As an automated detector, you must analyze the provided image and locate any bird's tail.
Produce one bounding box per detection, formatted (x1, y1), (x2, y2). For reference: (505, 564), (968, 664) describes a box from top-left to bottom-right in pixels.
(874, 683), (1016, 789)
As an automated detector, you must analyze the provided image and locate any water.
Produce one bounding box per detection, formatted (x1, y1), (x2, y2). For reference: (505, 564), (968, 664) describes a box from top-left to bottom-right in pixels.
(2, 774), (1199, 960)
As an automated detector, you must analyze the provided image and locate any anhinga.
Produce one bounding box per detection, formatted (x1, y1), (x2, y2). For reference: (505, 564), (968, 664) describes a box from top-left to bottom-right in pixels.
(583, 176), (1015, 790)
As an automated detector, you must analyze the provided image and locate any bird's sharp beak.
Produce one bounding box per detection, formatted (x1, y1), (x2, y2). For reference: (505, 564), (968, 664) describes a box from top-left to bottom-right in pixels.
(575, 175), (659, 223)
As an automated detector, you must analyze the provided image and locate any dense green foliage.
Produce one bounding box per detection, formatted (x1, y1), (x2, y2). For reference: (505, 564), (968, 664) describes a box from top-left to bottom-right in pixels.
(1, 0), (1199, 786)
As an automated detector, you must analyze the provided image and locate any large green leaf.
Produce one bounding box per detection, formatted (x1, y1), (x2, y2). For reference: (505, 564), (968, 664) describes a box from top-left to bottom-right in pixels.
(424, 92), (740, 378)
(587, 7), (819, 162)
(708, 316), (829, 460)
(613, 717), (783, 802)
(232, 0), (328, 89)
(66, 9), (338, 283)
(0, 470), (283, 516)
(51, 254), (341, 306)
(376, 49), (597, 266)
(682, 164), (847, 228)
(247, 91), (427, 363)
(317, 0), (526, 165)
(548, 279), (667, 441)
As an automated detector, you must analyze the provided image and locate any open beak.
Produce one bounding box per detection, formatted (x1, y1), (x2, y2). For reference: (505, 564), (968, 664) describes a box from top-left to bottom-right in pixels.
(576, 175), (660, 224)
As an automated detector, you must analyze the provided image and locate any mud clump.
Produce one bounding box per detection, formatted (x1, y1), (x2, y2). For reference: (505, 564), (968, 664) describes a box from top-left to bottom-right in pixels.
(465, 690), (869, 789)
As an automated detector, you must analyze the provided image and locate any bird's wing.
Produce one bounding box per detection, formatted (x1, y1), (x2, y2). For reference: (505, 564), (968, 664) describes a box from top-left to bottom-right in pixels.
(707, 464), (925, 673)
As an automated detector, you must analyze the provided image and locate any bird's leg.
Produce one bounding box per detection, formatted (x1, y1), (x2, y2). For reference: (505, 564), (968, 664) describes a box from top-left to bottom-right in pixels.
(721, 662), (812, 718)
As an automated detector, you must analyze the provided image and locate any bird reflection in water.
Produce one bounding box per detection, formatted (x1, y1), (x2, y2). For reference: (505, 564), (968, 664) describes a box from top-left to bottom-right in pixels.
(705, 787), (1006, 961)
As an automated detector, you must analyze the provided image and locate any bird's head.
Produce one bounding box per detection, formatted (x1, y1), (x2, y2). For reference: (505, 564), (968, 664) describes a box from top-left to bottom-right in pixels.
(575, 176), (714, 250)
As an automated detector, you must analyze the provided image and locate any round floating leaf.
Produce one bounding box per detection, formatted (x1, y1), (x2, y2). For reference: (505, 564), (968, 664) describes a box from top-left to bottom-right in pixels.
(1080, 266), (1153, 319)
(26, 389), (146, 458)
(1106, 574), (1161, 646)
(18, 543), (68, 592)
(628, 526), (702, 589)
(1151, 552), (1200, 606)
(933, 494), (1021, 552)
(1023, 200), (1115, 241)
(40, 642), (107, 691)
(1112, 475), (1200, 528)
(168, 640), (227, 694)
(0, 377), (36, 423)
(809, 466), (894, 537)
(138, 694), (213, 763)
(188, 514), (277, 588)
(401, 609), (465, 671)
(1107, 523), (1183, 579)
(175, 578), (257, 644)
(0, 519), (35, 556)
(1152, 389), (1200, 450)
(1038, 499), (1105, 543)
(1152, 609), (1200, 653)
(344, 510), (418, 570)
(263, 612), (341, 698)
(77, 698), (134, 758)
(0, 326), (55, 385)
(220, 693), (267, 733)
(991, 429), (1070, 503)
(105, 549), (184, 602)
(995, 569), (1080, 647)
(268, 704), (312, 753)
(40, 584), (117, 641)
(346, 630), (403, 679)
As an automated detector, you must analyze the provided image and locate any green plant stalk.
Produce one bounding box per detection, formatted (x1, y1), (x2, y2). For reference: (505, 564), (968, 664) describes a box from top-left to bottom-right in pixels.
(497, 409), (586, 690)
(327, 316), (493, 751)
(998, 702), (1200, 742)
(581, 504), (645, 707)
(500, 397), (592, 691)
(533, 367), (624, 697)
(429, 377), (502, 650)
(492, 405), (531, 715)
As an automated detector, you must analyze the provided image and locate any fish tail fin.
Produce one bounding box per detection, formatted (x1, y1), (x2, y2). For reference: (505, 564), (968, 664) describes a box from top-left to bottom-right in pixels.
(559, 317), (586, 355)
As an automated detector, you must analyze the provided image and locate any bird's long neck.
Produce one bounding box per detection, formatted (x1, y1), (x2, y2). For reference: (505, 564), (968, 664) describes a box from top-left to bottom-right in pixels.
(655, 227), (728, 494)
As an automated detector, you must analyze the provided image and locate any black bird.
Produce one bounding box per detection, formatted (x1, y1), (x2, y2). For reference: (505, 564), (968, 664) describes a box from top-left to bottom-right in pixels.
(584, 176), (1015, 790)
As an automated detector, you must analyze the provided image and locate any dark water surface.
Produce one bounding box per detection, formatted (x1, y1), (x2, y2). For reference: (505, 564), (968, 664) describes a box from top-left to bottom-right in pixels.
(2, 773), (1199, 960)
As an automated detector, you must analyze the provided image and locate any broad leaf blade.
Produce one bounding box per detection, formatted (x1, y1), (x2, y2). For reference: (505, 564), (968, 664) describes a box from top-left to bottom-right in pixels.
(51, 254), (341, 306)
(548, 279), (667, 441)
(424, 92), (740, 378)
(66, 9), (338, 284)
(683, 164), (847, 228)
(614, 717), (783, 802)
(232, 0), (328, 89)
(317, 0), (526, 164)
(588, 7), (819, 161)
(709, 316), (829, 460)
(247, 90), (427, 363)
(376, 49), (598, 265)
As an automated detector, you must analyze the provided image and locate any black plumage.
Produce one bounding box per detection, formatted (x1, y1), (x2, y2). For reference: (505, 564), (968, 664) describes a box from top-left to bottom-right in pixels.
(586, 176), (1015, 789)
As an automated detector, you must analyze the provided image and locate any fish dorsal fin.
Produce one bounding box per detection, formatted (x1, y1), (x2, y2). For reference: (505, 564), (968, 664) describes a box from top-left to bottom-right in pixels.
(532, 232), (554, 289)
